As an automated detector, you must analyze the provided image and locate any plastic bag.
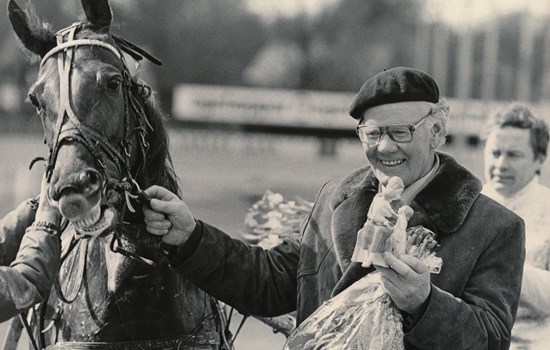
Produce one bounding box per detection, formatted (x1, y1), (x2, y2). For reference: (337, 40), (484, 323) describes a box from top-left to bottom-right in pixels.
(284, 225), (442, 350)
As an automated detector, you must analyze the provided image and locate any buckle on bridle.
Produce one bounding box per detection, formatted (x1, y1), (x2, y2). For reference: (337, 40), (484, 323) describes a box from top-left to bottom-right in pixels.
(122, 178), (151, 213)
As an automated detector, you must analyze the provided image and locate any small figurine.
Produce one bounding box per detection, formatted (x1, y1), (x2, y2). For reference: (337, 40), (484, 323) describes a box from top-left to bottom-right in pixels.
(351, 176), (413, 267)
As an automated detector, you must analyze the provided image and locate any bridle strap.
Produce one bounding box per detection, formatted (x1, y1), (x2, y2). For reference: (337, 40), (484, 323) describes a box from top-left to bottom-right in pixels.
(40, 39), (122, 68)
(44, 24), (133, 182)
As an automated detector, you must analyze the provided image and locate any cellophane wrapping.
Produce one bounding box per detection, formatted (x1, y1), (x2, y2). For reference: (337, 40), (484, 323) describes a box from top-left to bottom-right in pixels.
(284, 225), (443, 350)
(239, 190), (313, 335)
(240, 190), (313, 249)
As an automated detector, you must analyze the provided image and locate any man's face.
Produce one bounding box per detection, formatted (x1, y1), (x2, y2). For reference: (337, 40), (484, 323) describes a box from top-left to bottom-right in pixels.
(359, 103), (439, 187)
(484, 127), (543, 197)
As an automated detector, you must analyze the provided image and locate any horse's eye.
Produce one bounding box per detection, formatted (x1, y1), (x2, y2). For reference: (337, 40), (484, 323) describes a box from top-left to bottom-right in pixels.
(28, 93), (41, 111)
(107, 78), (122, 93)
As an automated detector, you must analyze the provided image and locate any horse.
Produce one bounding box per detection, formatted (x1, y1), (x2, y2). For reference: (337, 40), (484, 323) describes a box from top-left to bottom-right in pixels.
(7, 0), (229, 349)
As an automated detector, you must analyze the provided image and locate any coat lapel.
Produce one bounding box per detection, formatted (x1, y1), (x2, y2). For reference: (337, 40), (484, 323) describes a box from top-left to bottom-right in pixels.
(329, 167), (377, 296)
(329, 166), (377, 271)
(410, 153), (482, 234)
(330, 189), (377, 297)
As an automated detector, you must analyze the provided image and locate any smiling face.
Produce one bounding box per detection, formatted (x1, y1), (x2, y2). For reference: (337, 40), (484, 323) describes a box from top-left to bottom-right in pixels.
(484, 127), (543, 197)
(359, 102), (444, 187)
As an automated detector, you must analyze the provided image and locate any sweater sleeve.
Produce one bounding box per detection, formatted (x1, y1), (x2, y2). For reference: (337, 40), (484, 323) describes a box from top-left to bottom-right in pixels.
(521, 263), (550, 317)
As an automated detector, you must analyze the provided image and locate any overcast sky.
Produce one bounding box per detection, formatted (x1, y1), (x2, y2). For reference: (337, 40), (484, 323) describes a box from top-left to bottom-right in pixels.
(245, 0), (550, 27)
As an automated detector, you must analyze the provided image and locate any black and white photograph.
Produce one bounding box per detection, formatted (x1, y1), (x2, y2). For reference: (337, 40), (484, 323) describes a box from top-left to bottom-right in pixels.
(0, 0), (549, 349)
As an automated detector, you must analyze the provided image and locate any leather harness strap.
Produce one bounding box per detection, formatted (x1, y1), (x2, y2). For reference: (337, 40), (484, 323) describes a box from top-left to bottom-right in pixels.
(44, 24), (133, 184)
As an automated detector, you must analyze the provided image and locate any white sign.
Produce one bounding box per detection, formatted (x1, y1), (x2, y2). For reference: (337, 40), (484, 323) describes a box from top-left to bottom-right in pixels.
(172, 84), (357, 130)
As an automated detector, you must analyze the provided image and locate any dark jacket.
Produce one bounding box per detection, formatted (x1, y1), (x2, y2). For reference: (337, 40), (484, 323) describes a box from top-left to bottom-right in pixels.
(175, 152), (525, 350)
(0, 199), (61, 322)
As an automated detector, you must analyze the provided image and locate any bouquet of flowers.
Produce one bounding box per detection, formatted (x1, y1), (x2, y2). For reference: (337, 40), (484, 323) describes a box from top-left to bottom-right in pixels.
(239, 190), (314, 336)
(240, 190), (313, 249)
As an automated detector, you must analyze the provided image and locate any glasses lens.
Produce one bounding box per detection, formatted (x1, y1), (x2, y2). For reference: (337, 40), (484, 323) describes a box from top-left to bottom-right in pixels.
(387, 126), (413, 142)
(358, 127), (381, 143)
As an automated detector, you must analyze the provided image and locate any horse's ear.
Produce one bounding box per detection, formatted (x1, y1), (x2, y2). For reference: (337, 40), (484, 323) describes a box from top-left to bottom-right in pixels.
(7, 0), (55, 57)
(81, 0), (112, 32)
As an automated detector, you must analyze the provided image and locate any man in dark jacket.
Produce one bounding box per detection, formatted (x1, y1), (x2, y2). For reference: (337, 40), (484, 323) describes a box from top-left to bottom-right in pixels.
(144, 67), (525, 349)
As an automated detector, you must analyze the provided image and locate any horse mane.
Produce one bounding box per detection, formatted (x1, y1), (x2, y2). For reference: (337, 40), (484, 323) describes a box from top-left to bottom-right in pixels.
(134, 91), (181, 197)
(45, 22), (181, 198)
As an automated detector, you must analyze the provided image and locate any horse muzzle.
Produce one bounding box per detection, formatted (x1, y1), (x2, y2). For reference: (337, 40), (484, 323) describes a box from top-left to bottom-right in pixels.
(51, 168), (117, 236)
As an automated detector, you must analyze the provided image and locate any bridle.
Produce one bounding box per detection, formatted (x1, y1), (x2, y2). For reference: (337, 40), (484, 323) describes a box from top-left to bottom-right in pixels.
(40, 23), (151, 193)
(38, 22), (161, 267)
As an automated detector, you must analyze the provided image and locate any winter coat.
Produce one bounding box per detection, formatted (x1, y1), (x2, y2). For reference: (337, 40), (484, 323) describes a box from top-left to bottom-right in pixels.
(175, 152), (525, 350)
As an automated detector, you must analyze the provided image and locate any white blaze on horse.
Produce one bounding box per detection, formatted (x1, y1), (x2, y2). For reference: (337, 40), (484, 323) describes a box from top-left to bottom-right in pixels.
(7, 0), (228, 349)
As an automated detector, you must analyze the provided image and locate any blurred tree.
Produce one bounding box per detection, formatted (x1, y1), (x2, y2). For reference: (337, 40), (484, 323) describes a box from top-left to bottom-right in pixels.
(110, 0), (268, 108)
(303, 0), (423, 91)
(237, 0), (425, 92)
(242, 39), (306, 88)
(2, 0), (550, 115)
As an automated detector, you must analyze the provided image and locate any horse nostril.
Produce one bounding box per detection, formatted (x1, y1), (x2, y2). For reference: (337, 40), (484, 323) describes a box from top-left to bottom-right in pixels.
(78, 169), (103, 194)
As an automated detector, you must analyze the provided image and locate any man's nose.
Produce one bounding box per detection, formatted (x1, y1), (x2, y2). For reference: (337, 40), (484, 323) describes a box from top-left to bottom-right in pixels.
(494, 155), (509, 169)
(376, 132), (398, 152)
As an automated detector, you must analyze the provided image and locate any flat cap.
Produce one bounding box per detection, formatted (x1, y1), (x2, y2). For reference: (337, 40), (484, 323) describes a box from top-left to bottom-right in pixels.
(349, 67), (439, 120)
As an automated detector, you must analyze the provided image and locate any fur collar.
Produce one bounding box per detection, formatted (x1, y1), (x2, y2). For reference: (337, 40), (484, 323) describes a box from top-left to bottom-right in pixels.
(329, 152), (482, 295)
(329, 152), (482, 235)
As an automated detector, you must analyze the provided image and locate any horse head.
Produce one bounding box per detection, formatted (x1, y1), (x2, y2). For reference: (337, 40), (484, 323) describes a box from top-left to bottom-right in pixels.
(8, 0), (177, 289)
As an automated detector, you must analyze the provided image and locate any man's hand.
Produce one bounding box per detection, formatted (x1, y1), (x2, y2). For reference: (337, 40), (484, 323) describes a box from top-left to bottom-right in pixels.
(375, 252), (431, 317)
(143, 185), (196, 247)
(35, 174), (61, 225)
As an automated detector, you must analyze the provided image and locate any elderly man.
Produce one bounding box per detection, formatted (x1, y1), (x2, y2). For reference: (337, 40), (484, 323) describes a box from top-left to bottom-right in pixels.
(481, 103), (550, 349)
(143, 67), (525, 349)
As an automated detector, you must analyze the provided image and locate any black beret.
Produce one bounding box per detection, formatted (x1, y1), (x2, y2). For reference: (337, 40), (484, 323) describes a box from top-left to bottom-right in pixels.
(348, 67), (440, 120)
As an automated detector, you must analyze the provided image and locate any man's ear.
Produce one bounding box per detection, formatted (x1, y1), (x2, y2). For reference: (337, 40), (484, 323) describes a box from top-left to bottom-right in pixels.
(535, 154), (546, 173)
(430, 120), (446, 149)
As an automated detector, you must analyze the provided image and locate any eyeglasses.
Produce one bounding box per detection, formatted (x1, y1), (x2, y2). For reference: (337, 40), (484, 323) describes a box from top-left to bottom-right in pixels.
(356, 112), (431, 145)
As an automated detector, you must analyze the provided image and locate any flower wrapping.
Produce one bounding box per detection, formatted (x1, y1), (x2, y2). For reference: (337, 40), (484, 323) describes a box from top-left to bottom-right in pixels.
(285, 226), (442, 350)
